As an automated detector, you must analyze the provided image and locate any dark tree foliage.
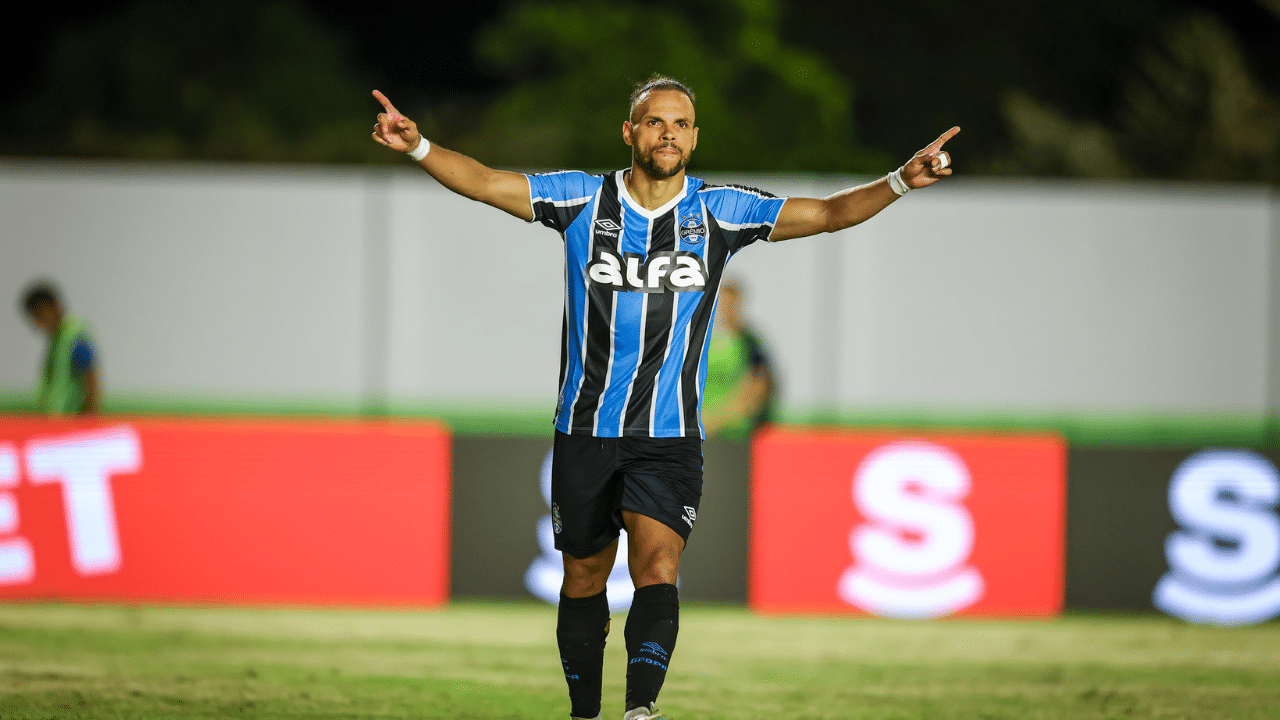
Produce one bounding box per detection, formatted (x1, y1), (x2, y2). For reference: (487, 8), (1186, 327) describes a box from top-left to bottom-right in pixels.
(2, 0), (1275, 179)
(778, 0), (1279, 180)
(0, 0), (387, 163)
(460, 0), (892, 173)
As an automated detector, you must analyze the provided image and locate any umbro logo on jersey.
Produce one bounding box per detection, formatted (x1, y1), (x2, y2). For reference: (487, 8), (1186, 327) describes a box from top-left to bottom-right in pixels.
(594, 218), (621, 237)
(588, 249), (707, 293)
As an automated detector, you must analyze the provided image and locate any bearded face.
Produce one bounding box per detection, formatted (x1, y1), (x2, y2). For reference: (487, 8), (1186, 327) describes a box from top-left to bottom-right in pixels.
(625, 89), (698, 180)
(634, 139), (692, 179)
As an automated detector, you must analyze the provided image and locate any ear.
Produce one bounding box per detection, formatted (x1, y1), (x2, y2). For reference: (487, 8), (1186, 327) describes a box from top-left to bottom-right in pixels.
(691, 126), (698, 152)
(622, 120), (634, 147)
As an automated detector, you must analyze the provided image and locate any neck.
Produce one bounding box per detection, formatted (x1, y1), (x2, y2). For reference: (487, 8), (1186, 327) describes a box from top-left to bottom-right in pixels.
(717, 319), (742, 334)
(624, 165), (685, 211)
(42, 311), (67, 338)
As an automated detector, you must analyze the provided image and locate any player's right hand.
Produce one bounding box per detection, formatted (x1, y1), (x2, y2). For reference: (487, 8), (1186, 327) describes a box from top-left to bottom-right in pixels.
(371, 90), (423, 154)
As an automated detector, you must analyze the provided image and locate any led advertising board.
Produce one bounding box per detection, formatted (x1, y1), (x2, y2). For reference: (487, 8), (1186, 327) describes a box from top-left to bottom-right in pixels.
(1067, 446), (1280, 625)
(0, 417), (451, 605)
(750, 428), (1065, 617)
(450, 436), (752, 605)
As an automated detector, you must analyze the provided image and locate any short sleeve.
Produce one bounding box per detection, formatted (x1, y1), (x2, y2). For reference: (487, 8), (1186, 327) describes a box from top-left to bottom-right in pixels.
(743, 330), (771, 371)
(702, 184), (787, 252)
(526, 170), (599, 233)
(70, 336), (95, 373)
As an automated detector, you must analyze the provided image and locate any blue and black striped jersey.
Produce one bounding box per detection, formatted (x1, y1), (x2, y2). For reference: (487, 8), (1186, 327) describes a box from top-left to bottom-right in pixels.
(528, 169), (785, 438)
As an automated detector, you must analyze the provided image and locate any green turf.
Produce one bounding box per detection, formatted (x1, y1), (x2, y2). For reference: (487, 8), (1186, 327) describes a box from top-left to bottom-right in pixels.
(0, 602), (1277, 719)
(7, 391), (1280, 447)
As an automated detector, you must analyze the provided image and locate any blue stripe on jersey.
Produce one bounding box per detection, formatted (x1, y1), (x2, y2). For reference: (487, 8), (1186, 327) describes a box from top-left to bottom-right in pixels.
(604, 203), (659, 435)
(551, 176), (604, 423)
(651, 291), (691, 435)
(559, 252), (586, 422)
(598, 292), (641, 435)
(575, 177), (624, 432)
(650, 189), (710, 435)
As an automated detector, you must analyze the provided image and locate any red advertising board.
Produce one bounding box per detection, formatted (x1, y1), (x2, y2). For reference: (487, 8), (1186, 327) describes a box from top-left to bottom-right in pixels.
(751, 427), (1064, 617)
(0, 416), (450, 605)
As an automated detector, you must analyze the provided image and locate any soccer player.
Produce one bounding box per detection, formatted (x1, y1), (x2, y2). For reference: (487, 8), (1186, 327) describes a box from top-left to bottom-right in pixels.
(371, 76), (957, 720)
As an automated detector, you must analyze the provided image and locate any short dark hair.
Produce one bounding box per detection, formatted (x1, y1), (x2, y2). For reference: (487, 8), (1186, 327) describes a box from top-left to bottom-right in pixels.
(21, 280), (61, 313)
(629, 74), (696, 124)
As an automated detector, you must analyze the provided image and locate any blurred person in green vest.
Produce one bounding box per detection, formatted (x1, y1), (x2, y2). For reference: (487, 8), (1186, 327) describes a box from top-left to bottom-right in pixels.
(702, 281), (775, 439)
(21, 281), (102, 415)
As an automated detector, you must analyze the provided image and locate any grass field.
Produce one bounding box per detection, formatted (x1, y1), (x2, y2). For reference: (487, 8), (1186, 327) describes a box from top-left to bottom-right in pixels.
(1, 601), (1277, 719)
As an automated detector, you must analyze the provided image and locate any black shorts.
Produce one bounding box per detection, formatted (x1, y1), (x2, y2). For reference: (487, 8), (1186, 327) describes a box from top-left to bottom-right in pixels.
(550, 430), (704, 559)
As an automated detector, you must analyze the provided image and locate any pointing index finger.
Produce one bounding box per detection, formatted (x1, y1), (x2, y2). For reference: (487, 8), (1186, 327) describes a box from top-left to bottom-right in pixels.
(372, 89), (399, 116)
(926, 126), (961, 153)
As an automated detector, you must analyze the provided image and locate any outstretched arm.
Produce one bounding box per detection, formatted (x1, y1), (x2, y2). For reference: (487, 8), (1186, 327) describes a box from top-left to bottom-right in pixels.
(771, 126), (960, 241)
(371, 90), (534, 222)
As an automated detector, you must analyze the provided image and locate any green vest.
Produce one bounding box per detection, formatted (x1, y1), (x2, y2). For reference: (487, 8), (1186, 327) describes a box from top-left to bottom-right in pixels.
(37, 315), (92, 415)
(702, 330), (757, 440)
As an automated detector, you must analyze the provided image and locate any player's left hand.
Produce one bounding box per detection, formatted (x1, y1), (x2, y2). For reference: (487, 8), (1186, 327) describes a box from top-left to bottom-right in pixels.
(900, 126), (960, 189)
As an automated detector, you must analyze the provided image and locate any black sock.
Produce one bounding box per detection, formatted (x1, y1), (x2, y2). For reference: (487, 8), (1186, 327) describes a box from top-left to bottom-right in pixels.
(624, 583), (680, 711)
(558, 588), (610, 718)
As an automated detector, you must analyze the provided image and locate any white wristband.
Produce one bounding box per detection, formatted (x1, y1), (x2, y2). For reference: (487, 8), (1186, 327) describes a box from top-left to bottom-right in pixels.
(408, 138), (431, 161)
(886, 168), (910, 196)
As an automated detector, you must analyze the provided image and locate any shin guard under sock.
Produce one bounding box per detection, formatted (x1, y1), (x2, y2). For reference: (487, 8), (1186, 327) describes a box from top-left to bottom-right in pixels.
(624, 583), (680, 711)
(557, 588), (610, 719)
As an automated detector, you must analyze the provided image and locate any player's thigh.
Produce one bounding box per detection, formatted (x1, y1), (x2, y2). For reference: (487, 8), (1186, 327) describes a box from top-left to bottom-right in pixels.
(551, 431), (625, 559)
(617, 436), (704, 546)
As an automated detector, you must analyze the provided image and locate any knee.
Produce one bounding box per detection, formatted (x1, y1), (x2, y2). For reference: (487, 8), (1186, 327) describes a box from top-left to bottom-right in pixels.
(562, 553), (613, 598)
(629, 547), (680, 588)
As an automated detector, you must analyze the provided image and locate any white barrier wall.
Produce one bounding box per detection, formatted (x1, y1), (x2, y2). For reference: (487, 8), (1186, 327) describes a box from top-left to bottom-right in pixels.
(722, 177), (1275, 414)
(1, 163), (373, 402)
(1, 160), (1275, 417)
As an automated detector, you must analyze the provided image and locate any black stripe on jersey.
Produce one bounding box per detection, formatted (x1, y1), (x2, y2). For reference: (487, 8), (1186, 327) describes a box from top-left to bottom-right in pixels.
(570, 172), (623, 432)
(622, 206), (679, 433)
(680, 208), (734, 433)
(699, 182), (778, 198)
(557, 308), (570, 414)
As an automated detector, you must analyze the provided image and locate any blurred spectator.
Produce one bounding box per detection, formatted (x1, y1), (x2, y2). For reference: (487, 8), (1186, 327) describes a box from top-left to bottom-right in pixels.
(20, 281), (101, 415)
(702, 281), (776, 439)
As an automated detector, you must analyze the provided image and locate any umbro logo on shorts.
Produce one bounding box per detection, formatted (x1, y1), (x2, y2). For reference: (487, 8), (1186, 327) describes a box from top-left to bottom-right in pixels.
(682, 506), (697, 528)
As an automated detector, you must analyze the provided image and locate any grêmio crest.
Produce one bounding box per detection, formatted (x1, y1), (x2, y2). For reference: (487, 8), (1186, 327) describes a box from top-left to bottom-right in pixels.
(588, 249), (707, 292)
(679, 212), (706, 244)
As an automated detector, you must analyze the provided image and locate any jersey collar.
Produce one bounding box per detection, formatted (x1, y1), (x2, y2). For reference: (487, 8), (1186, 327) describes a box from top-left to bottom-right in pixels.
(616, 170), (690, 220)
